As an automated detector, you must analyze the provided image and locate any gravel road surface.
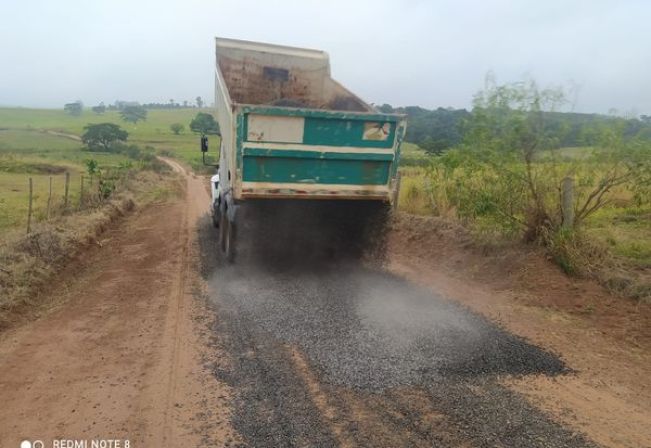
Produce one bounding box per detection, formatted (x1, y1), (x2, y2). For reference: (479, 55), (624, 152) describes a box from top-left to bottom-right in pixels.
(199, 219), (596, 448)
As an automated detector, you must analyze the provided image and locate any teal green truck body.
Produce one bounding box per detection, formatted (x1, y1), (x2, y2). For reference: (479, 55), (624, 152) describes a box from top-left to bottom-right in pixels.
(214, 38), (406, 202)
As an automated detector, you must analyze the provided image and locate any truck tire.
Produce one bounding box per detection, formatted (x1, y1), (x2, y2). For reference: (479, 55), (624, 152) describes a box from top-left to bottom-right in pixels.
(219, 212), (236, 263)
(212, 201), (221, 228)
(219, 213), (227, 251)
(223, 217), (236, 263)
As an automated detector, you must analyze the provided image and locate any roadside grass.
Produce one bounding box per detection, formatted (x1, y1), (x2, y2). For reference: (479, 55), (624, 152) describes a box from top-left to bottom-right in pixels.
(398, 167), (431, 215)
(400, 142), (431, 167)
(587, 205), (651, 268)
(0, 170), (179, 329)
(0, 130), (133, 232)
(396, 149), (650, 300)
(0, 169), (82, 229)
(537, 146), (597, 161)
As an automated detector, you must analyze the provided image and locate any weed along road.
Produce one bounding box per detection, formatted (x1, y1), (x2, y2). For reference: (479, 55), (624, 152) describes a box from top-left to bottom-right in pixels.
(0, 161), (647, 447)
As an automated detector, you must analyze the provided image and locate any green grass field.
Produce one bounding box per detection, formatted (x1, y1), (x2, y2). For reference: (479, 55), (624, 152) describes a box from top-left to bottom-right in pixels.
(0, 107), (214, 232)
(0, 107), (211, 168)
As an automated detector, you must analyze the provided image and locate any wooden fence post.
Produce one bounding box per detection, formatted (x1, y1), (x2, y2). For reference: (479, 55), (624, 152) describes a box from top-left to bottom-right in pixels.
(80, 175), (85, 209)
(46, 176), (52, 219)
(27, 177), (33, 234)
(562, 176), (575, 228)
(64, 172), (70, 211)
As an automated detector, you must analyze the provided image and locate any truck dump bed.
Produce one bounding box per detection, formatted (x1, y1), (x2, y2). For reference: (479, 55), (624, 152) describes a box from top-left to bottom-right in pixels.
(215, 37), (405, 202)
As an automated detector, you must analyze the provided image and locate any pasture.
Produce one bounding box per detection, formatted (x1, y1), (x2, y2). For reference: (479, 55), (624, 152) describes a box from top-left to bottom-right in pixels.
(0, 107), (207, 168)
(0, 107), (205, 232)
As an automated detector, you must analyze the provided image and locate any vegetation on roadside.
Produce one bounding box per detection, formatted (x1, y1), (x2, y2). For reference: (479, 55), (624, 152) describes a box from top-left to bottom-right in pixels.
(0, 169), (183, 329)
(0, 109), (183, 327)
(398, 79), (650, 300)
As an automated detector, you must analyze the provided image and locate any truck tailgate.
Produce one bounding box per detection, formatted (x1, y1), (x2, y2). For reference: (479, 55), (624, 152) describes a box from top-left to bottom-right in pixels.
(237, 107), (404, 200)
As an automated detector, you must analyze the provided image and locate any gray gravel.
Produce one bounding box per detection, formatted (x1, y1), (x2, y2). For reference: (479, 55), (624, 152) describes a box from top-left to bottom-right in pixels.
(198, 217), (596, 448)
(211, 263), (567, 389)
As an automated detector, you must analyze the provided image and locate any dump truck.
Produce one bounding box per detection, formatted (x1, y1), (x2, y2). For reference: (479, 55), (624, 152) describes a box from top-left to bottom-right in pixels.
(202, 37), (406, 261)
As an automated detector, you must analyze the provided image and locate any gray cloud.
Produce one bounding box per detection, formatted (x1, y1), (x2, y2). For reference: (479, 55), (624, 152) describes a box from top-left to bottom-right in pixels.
(1, 0), (649, 114)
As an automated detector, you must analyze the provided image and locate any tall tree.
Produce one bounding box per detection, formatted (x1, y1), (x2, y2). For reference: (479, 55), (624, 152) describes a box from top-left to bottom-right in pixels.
(120, 105), (147, 124)
(196, 96), (204, 108)
(82, 123), (128, 151)
(189, 112), (219, 135)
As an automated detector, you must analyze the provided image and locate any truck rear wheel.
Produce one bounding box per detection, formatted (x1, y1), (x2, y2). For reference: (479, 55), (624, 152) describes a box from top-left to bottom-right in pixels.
(224, 218), (236, 262)
(219, 213), (236, 263)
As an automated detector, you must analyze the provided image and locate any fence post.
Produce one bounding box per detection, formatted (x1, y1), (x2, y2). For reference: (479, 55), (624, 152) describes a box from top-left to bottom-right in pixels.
(562, 176), (574, 228)
(47, 176), (52, 219)
(64, 171), (70, 211)
(27, 177), (33, 234)
(80, 175), (85, 209)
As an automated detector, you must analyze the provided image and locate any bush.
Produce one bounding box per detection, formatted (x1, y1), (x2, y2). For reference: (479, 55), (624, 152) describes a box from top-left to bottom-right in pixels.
(170, 123), (184, 135)
(424, 79), (650, 240)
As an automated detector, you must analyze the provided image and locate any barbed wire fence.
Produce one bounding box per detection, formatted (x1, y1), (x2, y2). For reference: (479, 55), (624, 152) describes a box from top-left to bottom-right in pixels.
(22, 168), (133, 235)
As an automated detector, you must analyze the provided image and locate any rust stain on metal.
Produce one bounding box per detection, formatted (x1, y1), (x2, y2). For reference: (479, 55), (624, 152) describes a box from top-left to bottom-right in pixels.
(218, 56), (366, 111)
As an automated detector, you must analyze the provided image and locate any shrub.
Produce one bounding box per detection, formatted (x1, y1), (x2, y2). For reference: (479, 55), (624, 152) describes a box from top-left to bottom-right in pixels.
(170, 123), (184, 135)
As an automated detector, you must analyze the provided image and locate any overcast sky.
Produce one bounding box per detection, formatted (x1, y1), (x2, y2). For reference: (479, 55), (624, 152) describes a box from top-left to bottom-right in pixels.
(1, 0), (649, 114)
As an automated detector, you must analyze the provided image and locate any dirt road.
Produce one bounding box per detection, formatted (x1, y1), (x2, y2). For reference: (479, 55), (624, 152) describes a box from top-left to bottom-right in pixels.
(0, 161), (236, 446)
(1, 162), (649, 447)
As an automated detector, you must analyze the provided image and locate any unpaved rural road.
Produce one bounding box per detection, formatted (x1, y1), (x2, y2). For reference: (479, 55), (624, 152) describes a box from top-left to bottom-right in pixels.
(1, 161), (649, 447)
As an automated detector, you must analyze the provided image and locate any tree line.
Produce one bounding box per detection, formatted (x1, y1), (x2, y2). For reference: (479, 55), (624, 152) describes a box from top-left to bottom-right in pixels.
(63, 97), (207, 117)
(376, 103), (651, 154)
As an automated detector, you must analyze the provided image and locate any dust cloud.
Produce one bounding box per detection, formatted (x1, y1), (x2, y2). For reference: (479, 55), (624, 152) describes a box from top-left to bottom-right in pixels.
(198, 203), (566, 391)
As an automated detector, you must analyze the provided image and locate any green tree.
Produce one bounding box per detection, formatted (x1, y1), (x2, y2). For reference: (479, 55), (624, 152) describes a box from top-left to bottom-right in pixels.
(170, 123), (185, 135)
(190, 112), (219, 136)
(120, 105), (147, 124)
(196, 96), (204, 108)
(64, 101), (83, 116)
(82, 123), (128, 151)
(419, 136), (450, 155)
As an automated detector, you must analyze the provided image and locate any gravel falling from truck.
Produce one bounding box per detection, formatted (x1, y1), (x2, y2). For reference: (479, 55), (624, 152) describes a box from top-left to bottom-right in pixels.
(230, 199), (391, 266)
